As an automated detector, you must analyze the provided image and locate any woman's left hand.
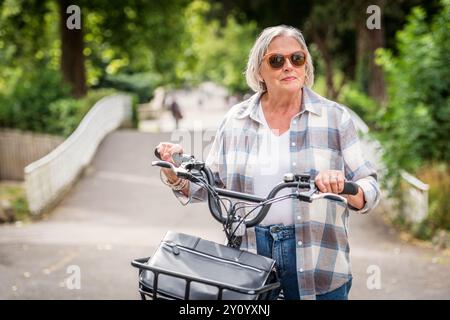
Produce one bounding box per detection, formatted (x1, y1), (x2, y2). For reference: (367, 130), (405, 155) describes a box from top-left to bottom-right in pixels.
(315, 170), (366, 209)
(315, 170), (345, 194)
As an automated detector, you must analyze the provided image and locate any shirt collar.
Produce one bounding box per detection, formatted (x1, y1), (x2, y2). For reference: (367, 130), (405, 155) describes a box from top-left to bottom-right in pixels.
(235, 87), (322, 121)
(302, 87), (322, 116)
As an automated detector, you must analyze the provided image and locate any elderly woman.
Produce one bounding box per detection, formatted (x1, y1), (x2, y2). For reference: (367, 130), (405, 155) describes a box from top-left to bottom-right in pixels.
(156, 25), (380, 300)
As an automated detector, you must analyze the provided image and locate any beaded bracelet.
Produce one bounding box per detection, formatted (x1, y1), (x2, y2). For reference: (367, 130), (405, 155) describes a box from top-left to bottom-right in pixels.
(160, 170), (188, 191)
(172, 178), (188, 191)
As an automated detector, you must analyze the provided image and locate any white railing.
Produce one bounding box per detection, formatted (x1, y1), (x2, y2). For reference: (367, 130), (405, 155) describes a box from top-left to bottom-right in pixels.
(400, 170), (429, 223)
(24, 94), (132, 215)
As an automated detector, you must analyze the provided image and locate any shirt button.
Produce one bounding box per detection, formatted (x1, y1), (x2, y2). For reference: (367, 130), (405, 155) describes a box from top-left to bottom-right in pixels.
(299, 268), (304, 272)
(291, 142), (296, 147)
(297, 215), (301, 220)
(292, 162), (296, 166)
(298, 241), (303, 246)
(293, 120), (297, 124)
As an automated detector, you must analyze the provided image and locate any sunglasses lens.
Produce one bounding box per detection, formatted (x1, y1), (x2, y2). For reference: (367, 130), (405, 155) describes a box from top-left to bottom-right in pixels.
(291, 52), (306, 66)
(266, 52), (306, 69)
(268, 54), (285, 69)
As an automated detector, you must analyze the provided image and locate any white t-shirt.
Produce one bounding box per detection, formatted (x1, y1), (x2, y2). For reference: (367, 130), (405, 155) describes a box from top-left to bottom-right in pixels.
(253, 103), (294, 226)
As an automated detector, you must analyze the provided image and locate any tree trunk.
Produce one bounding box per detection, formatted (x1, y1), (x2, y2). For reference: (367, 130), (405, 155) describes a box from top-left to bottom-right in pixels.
(59, 0), (87, 98)
(312, 31), (344, 100)
(367, 23), (386, 103)
(324, 54), (337, 100)
(355, 0), (386, 104)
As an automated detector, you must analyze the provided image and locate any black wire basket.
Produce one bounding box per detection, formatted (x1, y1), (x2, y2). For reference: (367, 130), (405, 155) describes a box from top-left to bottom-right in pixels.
(131, 232), (280, 300)
(131, 257), (280, 300)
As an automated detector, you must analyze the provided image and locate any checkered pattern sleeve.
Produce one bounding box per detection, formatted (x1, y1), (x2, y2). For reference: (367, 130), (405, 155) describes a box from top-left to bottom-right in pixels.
(339, 108), (380, 214)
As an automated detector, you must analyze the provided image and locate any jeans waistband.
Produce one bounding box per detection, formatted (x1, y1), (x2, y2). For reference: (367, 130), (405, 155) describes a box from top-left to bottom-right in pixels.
(255, 224), (295, 241)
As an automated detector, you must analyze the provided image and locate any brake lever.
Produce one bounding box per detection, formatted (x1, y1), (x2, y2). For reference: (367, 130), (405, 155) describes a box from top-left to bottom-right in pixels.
(296, 189), (315, 203)
(296, 179), (349, 205)
(151, 160), (200, 183)
(311, 193), (348, 204)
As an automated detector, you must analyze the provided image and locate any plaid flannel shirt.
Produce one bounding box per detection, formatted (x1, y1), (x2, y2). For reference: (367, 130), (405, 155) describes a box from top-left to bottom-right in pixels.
(174, 87), (380, 299)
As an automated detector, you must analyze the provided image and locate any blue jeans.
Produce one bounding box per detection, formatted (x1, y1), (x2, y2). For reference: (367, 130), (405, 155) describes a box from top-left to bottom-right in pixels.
(255, 224), (352, 300)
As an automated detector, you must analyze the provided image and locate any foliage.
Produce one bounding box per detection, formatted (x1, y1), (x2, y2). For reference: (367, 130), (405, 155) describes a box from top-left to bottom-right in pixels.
(1, 0), (448, 143)
(175, 0), (258, 94)
(0, 0), (189, 89)
(375, 1), (450, 182)
(375, 1), (450, 238)
(0, 182), (29, 222)
(79, 0), (189, 85)
(98, 72), (162, 103)
(45, 88), (117, 137)
(338, 82), (381, 130)
(0, 75), (117, 137)
(0, 65), (71, 133)
(130, 93), (139, 129)
(0, 0), (57, 80)
(414, 163), (450, 239)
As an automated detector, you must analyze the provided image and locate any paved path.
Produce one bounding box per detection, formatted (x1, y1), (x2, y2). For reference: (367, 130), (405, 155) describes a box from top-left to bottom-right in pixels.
(0, 130), (449, 299)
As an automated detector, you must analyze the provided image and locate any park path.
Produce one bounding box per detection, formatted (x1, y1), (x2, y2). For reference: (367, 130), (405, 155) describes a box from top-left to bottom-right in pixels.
(0, 95), (449, 299)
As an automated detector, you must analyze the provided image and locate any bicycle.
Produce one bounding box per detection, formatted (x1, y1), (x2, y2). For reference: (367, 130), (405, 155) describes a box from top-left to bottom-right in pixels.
(131, 150), (359, 300)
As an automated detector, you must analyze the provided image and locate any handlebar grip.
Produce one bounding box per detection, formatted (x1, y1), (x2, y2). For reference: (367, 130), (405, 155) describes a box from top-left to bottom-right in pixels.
(151, 160), (173, 169)
(340, 182), (359, 195)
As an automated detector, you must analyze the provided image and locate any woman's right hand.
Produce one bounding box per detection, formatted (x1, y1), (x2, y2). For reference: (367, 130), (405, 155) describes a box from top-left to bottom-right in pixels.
(155, 142), (184, 184)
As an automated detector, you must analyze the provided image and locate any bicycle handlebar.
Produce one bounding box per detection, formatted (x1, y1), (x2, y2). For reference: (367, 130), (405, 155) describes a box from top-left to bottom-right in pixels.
(153, 149), (359, 227)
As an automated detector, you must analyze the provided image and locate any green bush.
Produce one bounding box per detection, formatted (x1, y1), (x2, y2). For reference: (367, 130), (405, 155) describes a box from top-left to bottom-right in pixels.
(130, 93), (139, 129)
(338, 83), (381, 130)
(46, 88), (118, 137)
(0, 67), (71, 132)
(375, 0), (450, 239)
(98, 72), (162, 103)
(175, 0), (258, 94)
(414, 163), (450, 239)
(46, 98), (82, 137)
(0, 68), (118, 137)
(376, 1), (450, 177)
(0, 183), (30, 223)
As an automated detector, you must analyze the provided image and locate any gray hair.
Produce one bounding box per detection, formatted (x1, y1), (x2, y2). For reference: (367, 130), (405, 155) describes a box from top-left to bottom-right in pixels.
(245, 25), (314, 93)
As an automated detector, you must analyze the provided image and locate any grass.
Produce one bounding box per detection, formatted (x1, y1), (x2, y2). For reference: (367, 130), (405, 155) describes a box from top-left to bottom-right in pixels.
(415, 162), (450, 241)
(0, 181), (30, 222)
(384, 162), (450, 249)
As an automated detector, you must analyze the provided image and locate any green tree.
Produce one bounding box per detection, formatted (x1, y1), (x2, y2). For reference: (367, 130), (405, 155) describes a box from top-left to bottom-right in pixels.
(209, 0), (441, 102)
(304, 0), (355, 100)
(376, 0), (450, 175)
(175, 0), (257, 94)
(0, 0), (189, 97)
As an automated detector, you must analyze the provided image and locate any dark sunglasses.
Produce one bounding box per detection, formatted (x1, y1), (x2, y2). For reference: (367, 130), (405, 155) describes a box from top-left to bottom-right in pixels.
(263, 51), (307, 69)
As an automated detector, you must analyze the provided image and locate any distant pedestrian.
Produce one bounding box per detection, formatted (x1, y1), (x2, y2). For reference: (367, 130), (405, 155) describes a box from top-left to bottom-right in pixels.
(169, 99), (183, 129)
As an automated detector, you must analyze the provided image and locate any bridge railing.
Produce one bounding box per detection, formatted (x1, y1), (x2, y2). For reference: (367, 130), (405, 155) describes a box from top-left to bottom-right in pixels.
(24, 94), (132, 215)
